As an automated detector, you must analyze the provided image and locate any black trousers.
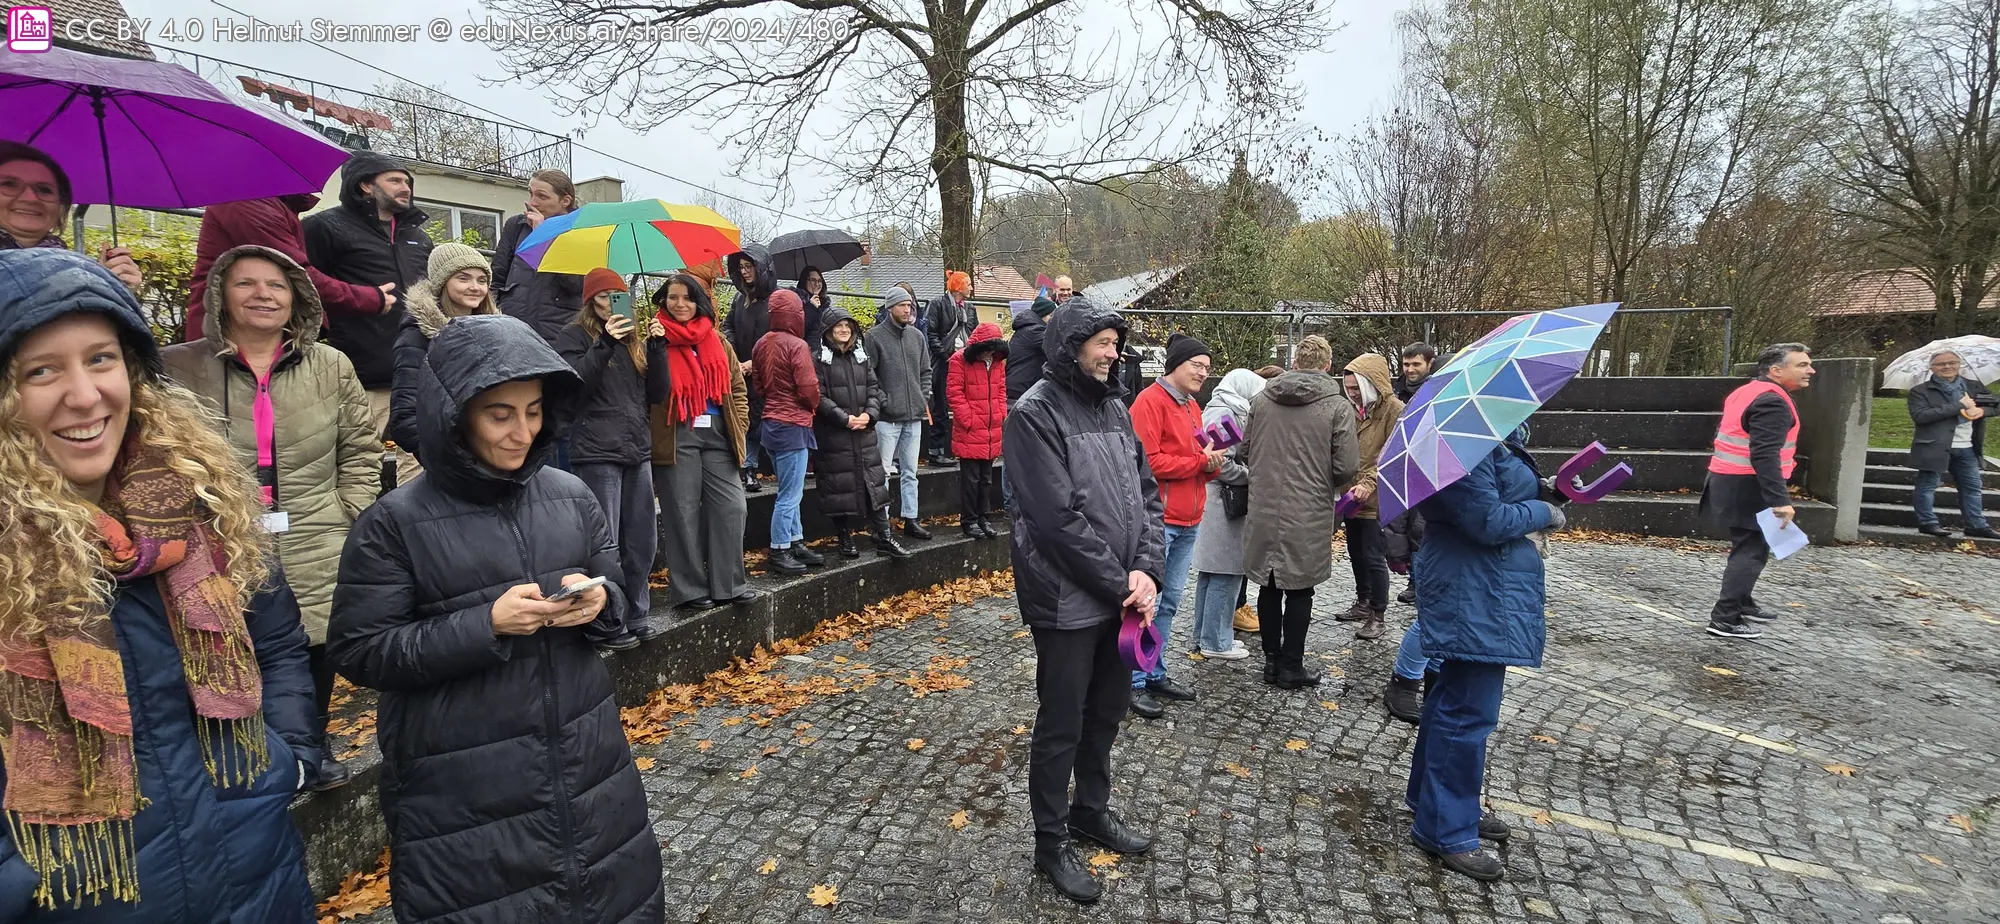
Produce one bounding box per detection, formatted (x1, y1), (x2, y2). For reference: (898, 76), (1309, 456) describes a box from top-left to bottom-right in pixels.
(307, 643), (337, 752)
(1712, 527), (1769, 623)
(928, 357), (954, 458)
(1029, 619), (1131, 845)
(1345, 517), (1390, 611)
(1257, 581), (1315, 667)
(960, 459), (994, 520)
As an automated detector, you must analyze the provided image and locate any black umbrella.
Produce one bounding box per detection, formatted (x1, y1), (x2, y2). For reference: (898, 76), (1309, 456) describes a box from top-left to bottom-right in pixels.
(768, 228), (865, 280)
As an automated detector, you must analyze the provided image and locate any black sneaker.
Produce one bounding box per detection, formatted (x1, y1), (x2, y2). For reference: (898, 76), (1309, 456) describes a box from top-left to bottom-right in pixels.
(793, 544), (826, 567)
(1705, 618), (1763, 640)
(1146, 676), (1197, 702)
(1397, 585), (1416, 605)
(1069, 809), (1152, 854)
(593, 632), (641, 653)
(741, 471), (763, 493)
(1917, 524), (1955, 538)
(1128, 689), (1166, 719)
(1743, 608), (1775, 624)
(1967, 526), (2000, 540)
(1033, 840), (1102, 904)
(1478, 814), (1511, 842)
(1385, 675), (1423, 725)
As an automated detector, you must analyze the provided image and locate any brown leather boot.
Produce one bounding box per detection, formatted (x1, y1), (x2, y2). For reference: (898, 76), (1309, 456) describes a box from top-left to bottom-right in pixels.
(1356, 610), (1387, 640)
(1336, 598), (1371, 622)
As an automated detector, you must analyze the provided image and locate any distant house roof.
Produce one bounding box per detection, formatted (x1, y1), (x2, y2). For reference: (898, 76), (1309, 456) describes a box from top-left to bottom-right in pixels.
(1082, 265), (1187, 310)
(809, 252), (1034, 303)
(1816, 269), (2000, 317)
(24, 0), (156, 59)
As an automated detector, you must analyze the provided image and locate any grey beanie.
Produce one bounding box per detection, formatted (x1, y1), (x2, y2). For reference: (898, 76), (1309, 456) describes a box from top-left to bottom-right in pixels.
(883, 287), (913, 311)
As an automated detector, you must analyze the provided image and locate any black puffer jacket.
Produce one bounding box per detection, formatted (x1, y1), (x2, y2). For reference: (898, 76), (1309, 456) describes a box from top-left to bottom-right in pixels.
(327, 315), (664, 924)
(1005, 295), (1059, 404)
(492, 212), (586, 344)
(1004, 303), (1166, 631)
(555, 320), (669, 467)
(301, 152), (435, 389)
(813, 307), (887, 518)
(723, 245), (777, 423)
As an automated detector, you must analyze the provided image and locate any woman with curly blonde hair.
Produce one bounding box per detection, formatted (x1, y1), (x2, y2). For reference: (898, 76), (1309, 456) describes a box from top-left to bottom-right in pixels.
(0, 249), (317, 921)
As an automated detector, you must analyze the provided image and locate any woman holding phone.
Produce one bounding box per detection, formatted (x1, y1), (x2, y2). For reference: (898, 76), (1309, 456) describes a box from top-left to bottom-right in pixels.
(329, 314), (664, 922)
(557, 269), (668, 652)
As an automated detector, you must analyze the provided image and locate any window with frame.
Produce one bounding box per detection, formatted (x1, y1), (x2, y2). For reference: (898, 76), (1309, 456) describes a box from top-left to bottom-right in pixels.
(415, 200), (502, 250)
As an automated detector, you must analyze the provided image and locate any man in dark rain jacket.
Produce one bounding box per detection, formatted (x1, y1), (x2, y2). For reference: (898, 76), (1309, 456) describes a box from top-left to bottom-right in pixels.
(723, 243), (778, 490)
(1004, 299), (1165, 905)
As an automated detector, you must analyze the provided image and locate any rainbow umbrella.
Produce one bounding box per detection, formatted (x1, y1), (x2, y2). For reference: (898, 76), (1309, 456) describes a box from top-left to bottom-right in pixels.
(1375, 302), (1620, 523)
(516, 199), (741, 275)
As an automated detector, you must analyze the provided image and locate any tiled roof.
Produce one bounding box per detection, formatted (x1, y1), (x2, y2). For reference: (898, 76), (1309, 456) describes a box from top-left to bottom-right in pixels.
(973, 264), (1036, 300)
(22, 0), (157, 59)
(1815, 269), (2000, 317)
(1082, 265), (1186, 309)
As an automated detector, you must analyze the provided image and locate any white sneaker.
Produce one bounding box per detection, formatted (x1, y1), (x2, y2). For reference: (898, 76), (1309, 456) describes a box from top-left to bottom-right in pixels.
(1229, 640), (1248, 653)
(1199, 646), (1251, 661)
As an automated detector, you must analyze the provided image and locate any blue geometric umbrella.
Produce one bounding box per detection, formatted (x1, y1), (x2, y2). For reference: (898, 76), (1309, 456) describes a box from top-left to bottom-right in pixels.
(1375, 302), (1620, 523)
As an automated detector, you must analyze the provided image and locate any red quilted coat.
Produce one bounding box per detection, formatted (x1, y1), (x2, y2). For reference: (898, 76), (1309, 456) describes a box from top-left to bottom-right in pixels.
(947, 322), (1009, 461)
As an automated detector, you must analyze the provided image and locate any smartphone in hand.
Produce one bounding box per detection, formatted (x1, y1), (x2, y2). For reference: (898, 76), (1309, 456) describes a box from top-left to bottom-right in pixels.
(546, 575), (608, 601)
(607, 291), (635, 324)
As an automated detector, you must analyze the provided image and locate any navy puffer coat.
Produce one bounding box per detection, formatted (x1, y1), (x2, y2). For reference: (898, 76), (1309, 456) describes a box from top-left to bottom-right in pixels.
(1412, 430), (1554, 667)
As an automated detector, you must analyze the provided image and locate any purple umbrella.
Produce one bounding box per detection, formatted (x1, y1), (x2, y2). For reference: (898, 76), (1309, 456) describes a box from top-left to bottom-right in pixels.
(0, 45), (350, 240)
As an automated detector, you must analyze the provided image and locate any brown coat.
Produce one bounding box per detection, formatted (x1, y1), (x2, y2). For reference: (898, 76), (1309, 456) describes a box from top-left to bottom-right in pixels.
(1342, 352), (1406, 519)
(649, 335), (751, 466)
(1241, 371), (1360, 590)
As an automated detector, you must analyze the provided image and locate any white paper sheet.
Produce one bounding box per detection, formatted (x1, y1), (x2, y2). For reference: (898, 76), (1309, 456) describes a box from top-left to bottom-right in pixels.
(1757, 508), (1808, 560)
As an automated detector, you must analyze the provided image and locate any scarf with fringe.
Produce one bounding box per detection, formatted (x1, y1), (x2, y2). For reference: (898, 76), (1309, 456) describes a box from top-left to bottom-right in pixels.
(0, 437), (265, 909)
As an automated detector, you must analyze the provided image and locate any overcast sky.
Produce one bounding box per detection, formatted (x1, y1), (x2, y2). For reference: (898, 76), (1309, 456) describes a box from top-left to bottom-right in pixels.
(124, 0), (1412, 229)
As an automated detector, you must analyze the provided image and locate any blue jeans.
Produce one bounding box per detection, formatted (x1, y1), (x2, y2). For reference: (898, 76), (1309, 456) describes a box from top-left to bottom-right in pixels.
(1915, 446), (1989, 530)
(770, 448), (808, 547)
(876, 420), (923, 518)
(1407, 660), (1506, 856)
(1192, 571), (1241, 654)
(1134, 523), (1198, 687)
(1000, 462), (1012, 509)
(1394, 619), (1442, 681)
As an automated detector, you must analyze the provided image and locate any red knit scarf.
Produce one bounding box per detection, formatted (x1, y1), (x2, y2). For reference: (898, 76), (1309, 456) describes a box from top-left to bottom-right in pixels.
(0, 436), (264, 909)
(656, 312), (732, 425)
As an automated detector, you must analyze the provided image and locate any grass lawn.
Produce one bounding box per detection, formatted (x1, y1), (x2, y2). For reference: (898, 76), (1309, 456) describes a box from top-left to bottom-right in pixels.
(1871, 396), (1913, 450)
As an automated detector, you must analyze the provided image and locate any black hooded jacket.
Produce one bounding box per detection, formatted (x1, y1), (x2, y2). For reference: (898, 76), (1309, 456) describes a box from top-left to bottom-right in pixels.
(792, 265), (831, 347)
(555, 319), (670, 468)
(492, 212), (586, 344)
(723, 245), (777, 423)
(1005, 294), (1061, 405)
(1004, 303), (1166, 631)
(813, 307), (887, 518)
(302, 153), (436, 389)
(327, 315), (665, 924)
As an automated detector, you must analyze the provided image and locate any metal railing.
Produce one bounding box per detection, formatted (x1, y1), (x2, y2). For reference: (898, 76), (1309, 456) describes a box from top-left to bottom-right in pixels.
(155, 47), (571, 180)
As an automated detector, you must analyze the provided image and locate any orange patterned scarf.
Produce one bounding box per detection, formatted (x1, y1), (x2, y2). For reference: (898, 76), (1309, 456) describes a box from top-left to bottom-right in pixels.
(0, 438), (265, 909)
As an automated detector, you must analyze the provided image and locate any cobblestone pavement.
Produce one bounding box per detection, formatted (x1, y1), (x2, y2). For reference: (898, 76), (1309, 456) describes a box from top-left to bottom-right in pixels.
(353, 539), (2000, 923)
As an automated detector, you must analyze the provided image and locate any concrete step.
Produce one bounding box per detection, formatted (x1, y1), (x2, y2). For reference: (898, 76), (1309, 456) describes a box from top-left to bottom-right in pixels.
(1865, 464), (1919, 486)
(1867, 447), (1910, 467)
(1561, 492), (1837, 539)
(1860, 482), (2000, 508)
(1857, 501), (1993, 530)
(292, 530), (1013, 899)
(1528, 409), (1720, 452)
(1526, 448), (1711, 493)
(1856, 523), (2000, 551)
(1541, 376), (1739, 412)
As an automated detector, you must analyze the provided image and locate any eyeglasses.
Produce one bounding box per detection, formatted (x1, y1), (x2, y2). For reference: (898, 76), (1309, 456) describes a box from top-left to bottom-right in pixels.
(1187, 363), (1213, 375)
(0, 176), (62, 202)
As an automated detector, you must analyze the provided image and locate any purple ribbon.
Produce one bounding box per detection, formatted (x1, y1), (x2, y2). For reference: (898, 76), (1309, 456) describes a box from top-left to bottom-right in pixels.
(1118, 608), (1162, 673)
(1556, 441), (1634, 503)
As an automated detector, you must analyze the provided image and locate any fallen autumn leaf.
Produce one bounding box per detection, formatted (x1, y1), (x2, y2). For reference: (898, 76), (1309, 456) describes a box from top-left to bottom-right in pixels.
(1531, 734), (1560, 744)
(906, 738), (926, 751)
(1703, 666), (1739, 677)
(1284, 739), (1309, 752)
(1823, 763), (1856, 777)
(758, 858), (778, 875)
(633, 756), (655, 771)
(1948, 814), (1974, 833)
(1221, 762), (1252, 779)
(948, 810), (970, 830)
(807, 884), (839, 907)
(1086, 850), (1119, 869)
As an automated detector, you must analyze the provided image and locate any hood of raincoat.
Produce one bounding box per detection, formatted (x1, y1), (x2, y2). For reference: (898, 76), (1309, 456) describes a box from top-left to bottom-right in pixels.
(199, 244), (324, 348)
(415, 314), (581, 504)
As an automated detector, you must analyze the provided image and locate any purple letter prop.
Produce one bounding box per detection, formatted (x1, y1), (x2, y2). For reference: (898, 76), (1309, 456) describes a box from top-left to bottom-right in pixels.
(1557, 441), (1633, 504)
(1197, 415), (1244, 450)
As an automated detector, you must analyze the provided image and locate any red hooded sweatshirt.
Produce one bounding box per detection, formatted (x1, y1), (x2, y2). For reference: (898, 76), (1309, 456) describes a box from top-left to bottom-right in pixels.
(753, 289), (820, 428)
(1130, 378), (1216, 527)
(185, 195), (385, 341)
